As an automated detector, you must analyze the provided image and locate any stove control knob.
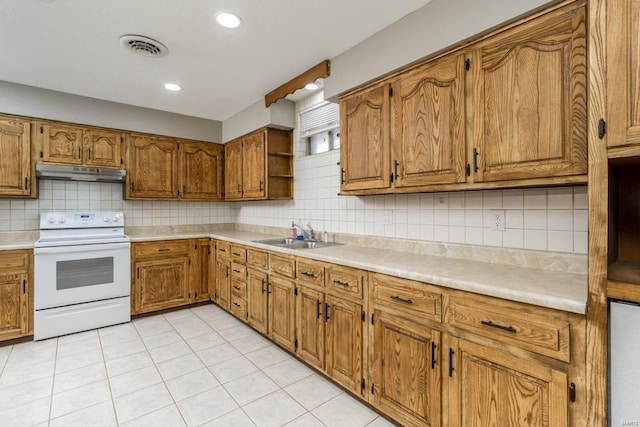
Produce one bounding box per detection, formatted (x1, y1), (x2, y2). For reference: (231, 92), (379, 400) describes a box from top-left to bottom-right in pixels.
(47, 217), (56, 224)
(57, 217), (66, 224)
(103, 217), (111, 223)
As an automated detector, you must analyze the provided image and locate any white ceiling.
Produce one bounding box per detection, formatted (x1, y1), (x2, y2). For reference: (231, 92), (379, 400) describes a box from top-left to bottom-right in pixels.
(0, 0), (432, 121)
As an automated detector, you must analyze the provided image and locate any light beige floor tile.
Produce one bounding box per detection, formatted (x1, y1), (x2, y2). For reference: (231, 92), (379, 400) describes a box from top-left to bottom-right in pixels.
(55, 348), (104, 374)
(157, 353), (204, 381)
(105, 350), (154, 378)
(202, 408), (256, 427)
(120, 404), (186, 427)
(98, 327), (141, 348)
(53, 362), (107, 394)
(262, 358), (314, 387)
(208, 356), (259, 384)
(102, 339), (146, 361)
(218, 324), (259, 341)
(49, 401), (117, 427)
(134, 319), (174, 338)
(245, 345), (291, 369)
(5, 343), (56, 370)
(50, 378), (111, 419)
(165, 368), (220, 402)
(0, 359), (55, 389)
(109, 365), (162, 398)
(8, 337), (56, 356)
(243, 390), (306, 427)
(164, 310), (196, 323)
(229, 333), (273, 355)
(366, 416), (397, 426)
(0, 396), (50, 427)
(147, 340), (193, 364)
(206, 314), (244, 331)
(184, 331), (226, 352)
(114, 382), (174, 423)
(197, 343), (241, 367)
(0, 345), (11, 371)
(176, 386), (238, 426)
(57, 329), (98, 345)
(312, 393), (378, 427)
(141, 330), (183, 349)
(56, 334), (101, 359)
(224, 371), (279, 406)
(175, 322), (215, 339)
(284, 413), (326, 427)
(0, 376), (53, 411)
(284, 374), (342, 410)
(98, 321), (137, 337)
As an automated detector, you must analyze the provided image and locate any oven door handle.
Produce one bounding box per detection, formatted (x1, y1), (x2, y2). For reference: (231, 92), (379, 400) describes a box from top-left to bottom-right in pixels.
(34, 242), (131, 254)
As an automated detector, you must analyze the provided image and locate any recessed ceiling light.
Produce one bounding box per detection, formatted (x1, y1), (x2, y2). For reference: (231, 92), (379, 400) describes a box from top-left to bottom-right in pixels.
(216, 12), (242, 28)
(305, 82), (319, 91)
(164, 83), (181, 91)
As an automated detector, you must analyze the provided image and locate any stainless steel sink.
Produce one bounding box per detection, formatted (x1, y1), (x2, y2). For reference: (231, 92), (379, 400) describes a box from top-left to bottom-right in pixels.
(252, 238), (342, 250)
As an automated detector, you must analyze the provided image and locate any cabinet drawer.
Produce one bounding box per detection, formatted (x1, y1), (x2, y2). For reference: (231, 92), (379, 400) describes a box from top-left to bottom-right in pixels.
(371, 273), (442, 322)
(296, 258), (325, 286)
(216, 240), (231, 258)
(270, 254), (296, 278)
(230, 294), (247, 319)
(247, 249), (268, 270)
(326, 265), (364, 298)
(231, 280), (246, 298)
(446, 295), (571, 362)
(0, 250), (29, 272)
(134, 240), (190, 258)
(231, 262), (246, 280)
(231, 245), (247, 262)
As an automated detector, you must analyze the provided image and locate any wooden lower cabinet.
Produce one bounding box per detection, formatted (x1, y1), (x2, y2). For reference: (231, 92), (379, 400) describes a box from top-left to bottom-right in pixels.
(247, 267), (269, 334)
(444, 336), (568, 427)
(191, 239), (213, 302)
(133, 257), (189, 314)
(296, 285), (325, 369)
(268, 275), (296, 352)
(0, 250), (31, 341)
(215, 257), (231, 310)
(370, 308), (441, 427)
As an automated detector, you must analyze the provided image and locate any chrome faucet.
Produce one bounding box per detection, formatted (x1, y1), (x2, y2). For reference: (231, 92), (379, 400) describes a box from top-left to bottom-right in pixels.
(293, 222), (316, 241)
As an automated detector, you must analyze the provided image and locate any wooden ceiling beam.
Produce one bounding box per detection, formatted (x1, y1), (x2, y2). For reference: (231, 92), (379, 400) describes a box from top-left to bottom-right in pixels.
(264, 60), (330, 107)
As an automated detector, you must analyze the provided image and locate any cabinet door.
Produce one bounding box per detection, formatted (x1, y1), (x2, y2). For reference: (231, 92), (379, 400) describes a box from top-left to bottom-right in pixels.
(446, 337), (568, 427)
(268, 275), (296, 352)
(606, 0), (640, 149)
(340, 84), (391, 191)
(191, 239), (213, 302)
(0, 117), (32, 197)
(127, 134), (178, 199)
(325, 295), (363, 395)
(39, 122), (83, 165)
(134, 257), (189, 314)
(84, 129), (122, 168)
(371, 309), (441, 427)
(242, 131), (267, 200)
(181, 142), (224, 200)
(296, 285), (324, 369)
(224, 139), (243, 200)
(0, 273), (29, 340)
(215, 258), (231, 310)
(393, 54), (466, 187)
(472, 1), (587, 182)
(247, 268), (269, 334)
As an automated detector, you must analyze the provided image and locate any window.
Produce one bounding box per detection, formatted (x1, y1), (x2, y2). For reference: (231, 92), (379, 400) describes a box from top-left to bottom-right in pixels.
(299, 101), (340, 155)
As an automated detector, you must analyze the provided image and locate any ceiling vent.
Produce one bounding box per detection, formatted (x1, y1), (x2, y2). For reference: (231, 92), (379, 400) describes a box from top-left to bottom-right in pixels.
(119, 35), (168, 58)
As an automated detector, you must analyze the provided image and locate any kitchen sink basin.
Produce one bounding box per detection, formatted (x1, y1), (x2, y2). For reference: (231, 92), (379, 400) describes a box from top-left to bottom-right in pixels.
(252, 238), (342, 250)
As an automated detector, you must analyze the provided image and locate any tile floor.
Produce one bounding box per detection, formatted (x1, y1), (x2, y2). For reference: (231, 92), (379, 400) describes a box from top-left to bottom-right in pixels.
(0, 304), (394, 427)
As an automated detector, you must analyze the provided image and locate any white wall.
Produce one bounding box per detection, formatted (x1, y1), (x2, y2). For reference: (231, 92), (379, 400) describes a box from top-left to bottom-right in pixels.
(324, 0), (553, 99)
(0, 81), (222, 142)
(222, 98), (295, 143)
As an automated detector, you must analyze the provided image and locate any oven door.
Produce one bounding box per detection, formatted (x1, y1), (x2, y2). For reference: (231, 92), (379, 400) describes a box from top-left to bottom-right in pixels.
(34, 241), (130, 310)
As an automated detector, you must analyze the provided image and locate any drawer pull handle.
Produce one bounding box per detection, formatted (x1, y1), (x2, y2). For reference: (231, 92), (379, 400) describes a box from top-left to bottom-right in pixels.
(157, 248), (171, 252)
(234, 302), (241, 308)
(317, 300), (322, 319)
(481, 320), (517, 334)
(333, 279), (349, 286)
(390, 295), (413, 304)
(233, 252), (241, 256)
(233, 269), (241, 274)
(301, 271), (315, 278)
(233, 285), (241, 290)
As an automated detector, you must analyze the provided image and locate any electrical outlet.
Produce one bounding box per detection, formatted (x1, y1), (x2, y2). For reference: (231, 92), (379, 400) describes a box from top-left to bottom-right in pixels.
(382, 210), (393, 225)
(490, 210), (505, 231)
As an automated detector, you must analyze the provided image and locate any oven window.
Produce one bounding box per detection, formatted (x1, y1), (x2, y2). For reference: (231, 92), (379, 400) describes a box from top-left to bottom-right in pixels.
(56, 257), (114, 290)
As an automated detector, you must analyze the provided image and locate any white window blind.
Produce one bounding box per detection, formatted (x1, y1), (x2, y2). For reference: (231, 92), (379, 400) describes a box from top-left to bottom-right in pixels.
(299, 101), (339, 138)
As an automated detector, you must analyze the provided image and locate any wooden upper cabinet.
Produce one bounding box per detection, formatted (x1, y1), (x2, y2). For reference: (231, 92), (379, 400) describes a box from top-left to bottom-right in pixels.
(126, 134), (178, 199)
(180, 142), (223, 200)
(340, 83), (391, 192)
(224, 127), (293, 201)
(392, 53), (467, 187)
(224, 139), (243, 200)
(0, 116), (33, 197)
(606, 0), (640, 151)
(472, 1), (587, 182)
(38, 121), (123, 168)
(83, 128), (122, 168)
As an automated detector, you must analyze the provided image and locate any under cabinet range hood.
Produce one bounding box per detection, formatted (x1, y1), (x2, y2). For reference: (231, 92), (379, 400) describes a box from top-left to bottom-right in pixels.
(36, 164), (126, 183)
